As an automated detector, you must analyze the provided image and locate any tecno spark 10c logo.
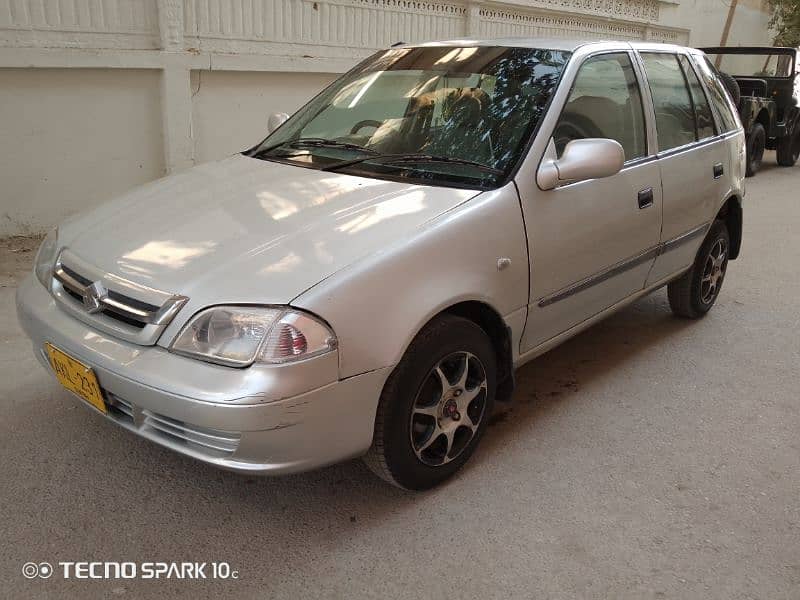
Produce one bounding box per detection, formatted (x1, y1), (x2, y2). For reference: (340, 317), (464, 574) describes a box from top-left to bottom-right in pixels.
(22, 561), (239, 580)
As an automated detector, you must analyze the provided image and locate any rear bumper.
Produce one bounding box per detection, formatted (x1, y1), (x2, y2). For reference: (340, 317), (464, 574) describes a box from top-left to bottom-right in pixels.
(15, 274), (391, 475)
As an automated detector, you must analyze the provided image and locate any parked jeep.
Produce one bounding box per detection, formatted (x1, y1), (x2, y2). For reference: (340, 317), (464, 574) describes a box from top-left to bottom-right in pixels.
(701, 46), (800, 176)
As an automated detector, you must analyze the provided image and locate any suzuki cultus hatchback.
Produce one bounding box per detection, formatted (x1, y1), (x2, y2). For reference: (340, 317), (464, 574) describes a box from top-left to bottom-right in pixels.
(17, 39), (745, 489)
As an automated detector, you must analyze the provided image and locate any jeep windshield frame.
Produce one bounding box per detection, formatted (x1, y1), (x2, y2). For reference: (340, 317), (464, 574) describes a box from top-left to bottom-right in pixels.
(700, 47), (797, 80)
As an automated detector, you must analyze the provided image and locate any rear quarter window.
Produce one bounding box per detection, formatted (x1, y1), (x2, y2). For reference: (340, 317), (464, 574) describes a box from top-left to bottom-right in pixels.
(680, 55), (716, 139)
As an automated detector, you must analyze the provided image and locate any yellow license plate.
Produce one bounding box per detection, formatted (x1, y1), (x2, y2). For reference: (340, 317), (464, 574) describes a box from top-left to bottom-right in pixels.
(45, 343), (106, 414)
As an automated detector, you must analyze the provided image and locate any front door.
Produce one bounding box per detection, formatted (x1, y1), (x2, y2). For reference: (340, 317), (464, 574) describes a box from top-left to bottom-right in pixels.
(517, 51), (662, 352)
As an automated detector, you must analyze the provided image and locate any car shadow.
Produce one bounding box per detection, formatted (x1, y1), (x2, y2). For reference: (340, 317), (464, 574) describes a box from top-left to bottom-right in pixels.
(479, 289), (696, 456)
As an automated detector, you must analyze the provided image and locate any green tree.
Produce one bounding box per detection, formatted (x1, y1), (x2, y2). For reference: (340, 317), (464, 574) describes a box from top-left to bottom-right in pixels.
(769, 0), (800, 47)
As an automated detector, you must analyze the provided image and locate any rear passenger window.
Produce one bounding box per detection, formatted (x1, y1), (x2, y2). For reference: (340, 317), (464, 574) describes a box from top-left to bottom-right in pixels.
(641, 53), (696, 151)
(697, 56), (741, 133)
(679, 55), (716, 139)
(554, 52), (647, 161)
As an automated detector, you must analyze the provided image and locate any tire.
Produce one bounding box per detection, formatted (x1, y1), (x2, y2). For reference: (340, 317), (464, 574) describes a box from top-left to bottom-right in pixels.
(718, 72), (741, 106)
(668, 220), (730, 319)
(363, 314), (497, 490)
(776, 125), (800, 167)
(745, 122), (766, 177)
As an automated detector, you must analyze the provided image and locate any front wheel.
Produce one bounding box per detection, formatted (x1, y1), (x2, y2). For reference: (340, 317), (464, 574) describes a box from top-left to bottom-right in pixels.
(746, 123), (766, 177)
(363, 314), (496, 490)
(667, 220), (730, 319)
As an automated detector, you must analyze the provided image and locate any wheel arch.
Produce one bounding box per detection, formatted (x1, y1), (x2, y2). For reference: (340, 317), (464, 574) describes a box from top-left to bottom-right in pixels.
(439, 300), (515, 403)
(716, 195), (742, 260)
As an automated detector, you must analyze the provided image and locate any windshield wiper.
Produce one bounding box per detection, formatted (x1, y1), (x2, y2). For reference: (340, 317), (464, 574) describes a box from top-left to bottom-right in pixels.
(250, 137), (380, 158)
(321, 153), (504, 176)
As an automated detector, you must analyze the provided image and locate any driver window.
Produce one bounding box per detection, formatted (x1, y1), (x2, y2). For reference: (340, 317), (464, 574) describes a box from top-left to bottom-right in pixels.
(554, 52), (647, 161)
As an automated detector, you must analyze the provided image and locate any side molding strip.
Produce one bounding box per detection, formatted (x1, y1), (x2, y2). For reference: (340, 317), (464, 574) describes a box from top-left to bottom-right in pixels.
(537, 222), (711, 308)
(660, 221), (710, 254)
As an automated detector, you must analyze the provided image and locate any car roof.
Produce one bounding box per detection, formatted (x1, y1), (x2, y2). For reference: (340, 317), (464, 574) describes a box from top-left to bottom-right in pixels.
(406, 37), (690, 53)
(699, 46), (797, 55)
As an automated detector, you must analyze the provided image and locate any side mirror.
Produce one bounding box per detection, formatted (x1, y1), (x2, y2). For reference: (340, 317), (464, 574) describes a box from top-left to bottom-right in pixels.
(267, 112), (289, 133)
(537, 138), (625, 190)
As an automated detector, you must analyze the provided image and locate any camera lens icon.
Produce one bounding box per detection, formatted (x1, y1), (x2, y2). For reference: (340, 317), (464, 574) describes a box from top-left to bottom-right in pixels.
(22, 562), (53, 579)
(22, 563), (38, 579)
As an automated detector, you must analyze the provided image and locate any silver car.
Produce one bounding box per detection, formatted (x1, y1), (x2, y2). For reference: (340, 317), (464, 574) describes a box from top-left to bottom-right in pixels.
(16, 38), (745, 489)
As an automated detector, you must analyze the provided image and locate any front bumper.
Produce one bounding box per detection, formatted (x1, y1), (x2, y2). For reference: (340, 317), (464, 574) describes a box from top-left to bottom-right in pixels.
(15, 275), (391, 474)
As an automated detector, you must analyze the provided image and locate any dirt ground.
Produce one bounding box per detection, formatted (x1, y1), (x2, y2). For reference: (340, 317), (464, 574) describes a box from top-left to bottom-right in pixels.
(1, 155), (798, 599)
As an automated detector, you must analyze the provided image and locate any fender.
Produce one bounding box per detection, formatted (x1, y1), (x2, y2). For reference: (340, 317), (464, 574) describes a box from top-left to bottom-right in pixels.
(292, 183), (530, 379)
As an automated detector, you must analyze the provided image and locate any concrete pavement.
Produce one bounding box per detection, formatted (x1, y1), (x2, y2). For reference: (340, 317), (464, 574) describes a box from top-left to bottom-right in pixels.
(1, 154), (799, 599)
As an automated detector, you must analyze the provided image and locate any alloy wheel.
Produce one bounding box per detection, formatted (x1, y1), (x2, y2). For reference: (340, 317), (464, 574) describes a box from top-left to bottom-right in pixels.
(409, 351), (488, 466)
(700, 238), (728, 304)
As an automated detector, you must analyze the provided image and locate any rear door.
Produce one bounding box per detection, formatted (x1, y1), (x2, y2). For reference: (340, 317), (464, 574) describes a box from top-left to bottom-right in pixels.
(639, 51), (730, 283)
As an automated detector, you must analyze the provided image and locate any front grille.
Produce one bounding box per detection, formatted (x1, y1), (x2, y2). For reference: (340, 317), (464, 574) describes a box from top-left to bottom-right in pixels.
(61, 263), (162, 321)
(50, 250), (188, 345)
(55, 264), (162, 329)
(60, 285), (149, 329)
(142, 410), (240, 457)
(61, 264), (91, 287)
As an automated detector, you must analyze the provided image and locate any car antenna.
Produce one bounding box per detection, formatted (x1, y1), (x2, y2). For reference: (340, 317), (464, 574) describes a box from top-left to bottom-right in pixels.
(390, 41), (406, 47)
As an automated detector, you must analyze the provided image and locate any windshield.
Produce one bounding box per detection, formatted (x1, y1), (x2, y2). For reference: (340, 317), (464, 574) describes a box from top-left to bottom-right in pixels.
(706, 52), (795, 78)
(249, 46), (571, 189)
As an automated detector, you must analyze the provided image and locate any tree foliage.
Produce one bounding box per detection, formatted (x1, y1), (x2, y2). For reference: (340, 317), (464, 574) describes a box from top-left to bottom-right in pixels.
(768, 0), (800, 47)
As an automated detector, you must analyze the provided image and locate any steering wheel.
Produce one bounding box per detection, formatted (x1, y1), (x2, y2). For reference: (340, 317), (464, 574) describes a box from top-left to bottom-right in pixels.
(553, 114), (603, 156)
(350, 119), (383, 135)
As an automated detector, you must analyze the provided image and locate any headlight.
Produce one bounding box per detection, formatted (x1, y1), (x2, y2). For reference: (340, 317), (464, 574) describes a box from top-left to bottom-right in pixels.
(170, 306), (337, 367)
(34, 227), (59, 288)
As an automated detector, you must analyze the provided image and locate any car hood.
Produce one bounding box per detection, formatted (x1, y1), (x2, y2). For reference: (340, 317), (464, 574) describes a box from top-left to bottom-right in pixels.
(60, 154), (479, 305)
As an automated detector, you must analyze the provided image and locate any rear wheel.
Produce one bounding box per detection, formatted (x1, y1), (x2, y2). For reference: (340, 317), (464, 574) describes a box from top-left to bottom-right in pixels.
(668, 220), (730, 319)
(363, 314), (496, 490)
(776, 126), (800, 167)
(746, 123), (766, 177)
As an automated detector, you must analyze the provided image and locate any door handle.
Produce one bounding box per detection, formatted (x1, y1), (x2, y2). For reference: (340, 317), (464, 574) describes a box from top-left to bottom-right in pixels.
(713, 163), (724, 179)
(637, 187), (654, 209)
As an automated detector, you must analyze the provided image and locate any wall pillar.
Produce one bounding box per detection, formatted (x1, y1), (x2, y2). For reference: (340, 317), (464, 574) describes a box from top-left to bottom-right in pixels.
(157, 0), (194, 173)
(465, 2), (482, 37)
(160, 64), (194, 173)
(158, 0), (185, 50)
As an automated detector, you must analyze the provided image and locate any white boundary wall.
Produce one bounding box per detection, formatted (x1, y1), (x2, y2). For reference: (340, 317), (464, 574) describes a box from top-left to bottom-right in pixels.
(0, 0), (770, 235)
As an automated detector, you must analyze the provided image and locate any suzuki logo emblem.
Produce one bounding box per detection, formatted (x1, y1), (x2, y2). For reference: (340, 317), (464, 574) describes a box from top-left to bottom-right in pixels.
(82, 281), (108, 314)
